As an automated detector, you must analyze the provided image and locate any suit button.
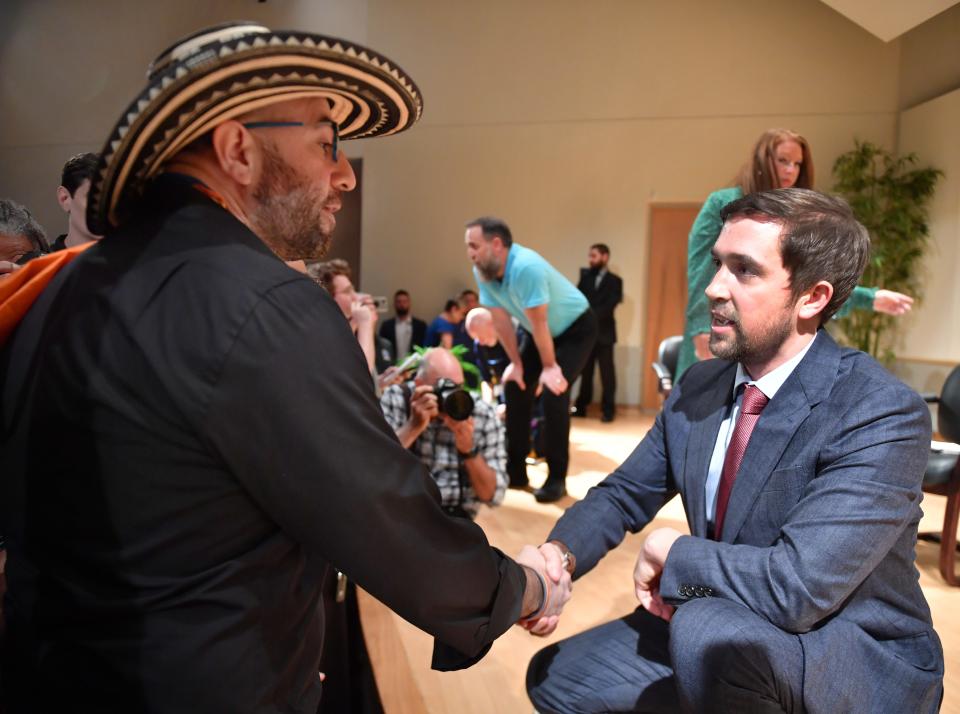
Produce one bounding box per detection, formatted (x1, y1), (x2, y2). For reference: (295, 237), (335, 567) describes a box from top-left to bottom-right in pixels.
(677, 585), (688, 597)
(693, 586), (704, 597)
(704, 587), (714, 597)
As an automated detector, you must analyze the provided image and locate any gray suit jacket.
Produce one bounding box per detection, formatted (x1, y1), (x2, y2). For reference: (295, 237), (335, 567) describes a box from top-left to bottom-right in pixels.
(551, 330), (943, 713)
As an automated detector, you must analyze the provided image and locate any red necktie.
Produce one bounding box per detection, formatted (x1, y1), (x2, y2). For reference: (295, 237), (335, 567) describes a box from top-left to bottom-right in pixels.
(713, 384), (769, 540)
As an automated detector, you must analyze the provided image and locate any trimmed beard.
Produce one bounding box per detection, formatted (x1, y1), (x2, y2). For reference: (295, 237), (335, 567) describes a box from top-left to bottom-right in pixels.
(708, 302), (794, 367)
(475, 256), (501, 282)
(249, 141), (336, 261)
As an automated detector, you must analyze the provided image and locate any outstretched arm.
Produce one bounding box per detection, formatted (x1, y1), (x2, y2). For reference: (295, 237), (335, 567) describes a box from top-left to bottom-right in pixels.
(525, 303), (567, 396)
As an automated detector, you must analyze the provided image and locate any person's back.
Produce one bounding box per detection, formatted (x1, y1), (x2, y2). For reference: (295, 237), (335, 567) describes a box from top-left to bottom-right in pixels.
(1, 181), (349, 710)
(2, 23), (572, 713)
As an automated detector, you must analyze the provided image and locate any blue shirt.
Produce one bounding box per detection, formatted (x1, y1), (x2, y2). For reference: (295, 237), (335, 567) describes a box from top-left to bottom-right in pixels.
(475, 243), (588, 337)
(425, 316), (456, 347)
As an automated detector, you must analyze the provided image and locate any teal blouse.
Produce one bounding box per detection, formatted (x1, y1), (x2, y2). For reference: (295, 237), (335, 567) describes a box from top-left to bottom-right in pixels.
(676, 187), (877, 379)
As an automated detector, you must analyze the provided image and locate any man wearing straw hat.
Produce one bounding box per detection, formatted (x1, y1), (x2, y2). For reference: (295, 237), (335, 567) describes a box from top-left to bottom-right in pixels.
(0, 23), (570, 712)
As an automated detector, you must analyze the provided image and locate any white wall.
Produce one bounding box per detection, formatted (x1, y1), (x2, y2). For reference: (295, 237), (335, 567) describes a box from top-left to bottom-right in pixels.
(0, 0), (906, 404)
(361, 0), (900, 404)
(895, 88), (960, 377)
(0, 0), (368, 235)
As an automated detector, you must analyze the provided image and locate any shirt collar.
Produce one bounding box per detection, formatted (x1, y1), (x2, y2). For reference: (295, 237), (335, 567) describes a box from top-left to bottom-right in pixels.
(732, 331), (818, 401)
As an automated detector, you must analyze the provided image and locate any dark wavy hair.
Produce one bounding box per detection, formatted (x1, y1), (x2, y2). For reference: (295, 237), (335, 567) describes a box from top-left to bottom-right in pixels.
(465, 216), (513, 247)
(60, 153), (100, 196)
(720, 188), (869, 324)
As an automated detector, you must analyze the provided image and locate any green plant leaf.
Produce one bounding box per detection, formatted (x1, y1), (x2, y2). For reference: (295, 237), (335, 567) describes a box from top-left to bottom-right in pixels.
(831, 140), (942, 363)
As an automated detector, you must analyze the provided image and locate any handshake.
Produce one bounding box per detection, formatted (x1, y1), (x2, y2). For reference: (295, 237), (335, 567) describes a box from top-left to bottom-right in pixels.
(513, 541), (575, 636)
(512, 527), (685, 636)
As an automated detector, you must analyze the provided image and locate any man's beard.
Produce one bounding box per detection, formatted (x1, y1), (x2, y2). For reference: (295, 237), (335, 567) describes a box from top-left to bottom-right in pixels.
(708, 301), (794, 367)
(249, 142), (338, 261)
(396, 307), (410, 317)
(475, 256), (502, 282)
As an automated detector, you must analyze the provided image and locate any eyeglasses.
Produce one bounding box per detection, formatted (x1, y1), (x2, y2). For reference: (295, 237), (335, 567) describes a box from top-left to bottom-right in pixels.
(15, 249), (46, 265)
(242, 120), (339, 162)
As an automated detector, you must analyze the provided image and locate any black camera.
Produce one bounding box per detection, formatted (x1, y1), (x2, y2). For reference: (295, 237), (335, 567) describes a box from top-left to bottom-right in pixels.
(433, 378), (474, 421)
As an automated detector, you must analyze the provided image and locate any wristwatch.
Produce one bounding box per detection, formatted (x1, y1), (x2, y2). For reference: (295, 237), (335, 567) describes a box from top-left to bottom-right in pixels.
(548, 539), (576, 575)
(457, 446), (480, 460)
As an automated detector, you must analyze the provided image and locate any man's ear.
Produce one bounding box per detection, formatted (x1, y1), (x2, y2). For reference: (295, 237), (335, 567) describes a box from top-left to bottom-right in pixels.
(210, 121), (259, 187)
(797, 280), (833, 321)
(56, 186), (72, 213)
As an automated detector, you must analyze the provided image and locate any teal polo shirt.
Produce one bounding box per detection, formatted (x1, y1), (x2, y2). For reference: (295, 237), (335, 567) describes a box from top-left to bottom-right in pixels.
(475, 243), (588, 337)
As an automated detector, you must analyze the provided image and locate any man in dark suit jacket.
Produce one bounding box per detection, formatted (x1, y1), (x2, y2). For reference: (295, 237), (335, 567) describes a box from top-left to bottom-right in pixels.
(574, 243), (622, 421)
(379, 289), (427, 361)
(523, 189), (943, 713)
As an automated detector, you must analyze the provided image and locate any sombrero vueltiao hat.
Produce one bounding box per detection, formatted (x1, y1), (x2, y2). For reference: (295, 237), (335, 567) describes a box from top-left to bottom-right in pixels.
(87, 21), (423, 235)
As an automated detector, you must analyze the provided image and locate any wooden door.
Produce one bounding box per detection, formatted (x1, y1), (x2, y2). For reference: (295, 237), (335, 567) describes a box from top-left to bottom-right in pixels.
(642, 204), (701, 411)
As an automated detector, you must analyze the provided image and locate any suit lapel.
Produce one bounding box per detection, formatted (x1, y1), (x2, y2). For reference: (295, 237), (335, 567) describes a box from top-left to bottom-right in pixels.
(683, 363), (737, 538)
(720, 331), (841, 543)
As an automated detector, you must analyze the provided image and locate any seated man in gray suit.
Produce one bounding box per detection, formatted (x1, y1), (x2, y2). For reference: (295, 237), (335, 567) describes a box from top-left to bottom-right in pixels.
(524, 188), (944, 713)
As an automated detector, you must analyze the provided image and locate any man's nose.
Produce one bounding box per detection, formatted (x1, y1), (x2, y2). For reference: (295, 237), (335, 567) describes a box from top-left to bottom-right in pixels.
(705, 268), (729, 302)
(333, 151), (357, 192)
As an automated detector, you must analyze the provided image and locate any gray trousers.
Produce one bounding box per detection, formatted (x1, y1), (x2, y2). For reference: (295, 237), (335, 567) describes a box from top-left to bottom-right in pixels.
(527, 599), (804, 713)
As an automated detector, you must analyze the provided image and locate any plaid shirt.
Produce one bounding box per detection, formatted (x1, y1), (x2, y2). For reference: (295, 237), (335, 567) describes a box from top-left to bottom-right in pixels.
(380, 383), (507, 518)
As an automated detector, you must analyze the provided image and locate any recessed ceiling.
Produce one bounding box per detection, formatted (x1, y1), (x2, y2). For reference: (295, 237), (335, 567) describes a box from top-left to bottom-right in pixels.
(820, 0), (959, 41)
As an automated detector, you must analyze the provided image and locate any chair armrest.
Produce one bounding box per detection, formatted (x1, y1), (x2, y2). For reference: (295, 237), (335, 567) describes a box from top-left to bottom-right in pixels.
(651, 362), (670, 381)
(651, 362), (673, 395)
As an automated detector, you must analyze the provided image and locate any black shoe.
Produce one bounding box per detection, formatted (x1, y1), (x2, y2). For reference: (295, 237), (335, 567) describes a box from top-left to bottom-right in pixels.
(533, 481), (567, 503)
(601, 413), (615, 423)
(509, 477), (530, 490)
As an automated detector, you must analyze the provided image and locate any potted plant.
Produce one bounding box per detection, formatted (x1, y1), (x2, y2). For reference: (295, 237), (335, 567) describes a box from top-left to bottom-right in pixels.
(831, 140), (943, 362)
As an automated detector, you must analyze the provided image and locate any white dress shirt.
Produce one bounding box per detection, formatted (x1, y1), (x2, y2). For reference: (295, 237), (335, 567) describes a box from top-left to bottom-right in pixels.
(394, 316), (413, 359)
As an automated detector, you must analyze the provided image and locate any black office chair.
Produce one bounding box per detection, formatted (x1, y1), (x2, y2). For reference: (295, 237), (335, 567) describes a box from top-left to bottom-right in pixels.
(921, 364), (960, 587)
(650, 335), (682, 400)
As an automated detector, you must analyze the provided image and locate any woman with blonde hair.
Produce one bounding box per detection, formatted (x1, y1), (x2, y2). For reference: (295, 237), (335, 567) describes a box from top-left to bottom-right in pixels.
(676, 128), (913, 378)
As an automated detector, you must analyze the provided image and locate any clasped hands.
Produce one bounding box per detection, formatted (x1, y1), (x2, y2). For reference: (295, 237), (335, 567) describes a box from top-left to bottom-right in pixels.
(514, 542), (573, 636)
(514, 527), (684, 636)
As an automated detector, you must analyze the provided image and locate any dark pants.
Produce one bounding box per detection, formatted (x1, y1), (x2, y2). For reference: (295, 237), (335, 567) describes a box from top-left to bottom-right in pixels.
(527, 599), (805, 713)
(574, 341), (616, 419)
(506, 309), (597, 487)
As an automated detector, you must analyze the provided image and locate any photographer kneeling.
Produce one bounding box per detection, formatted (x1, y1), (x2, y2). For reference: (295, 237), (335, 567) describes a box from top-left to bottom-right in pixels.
(380, 348), (508, 519)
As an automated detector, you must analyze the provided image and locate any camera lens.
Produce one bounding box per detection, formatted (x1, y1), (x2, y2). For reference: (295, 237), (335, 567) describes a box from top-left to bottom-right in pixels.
(443, 389), (474, 421)
(434, 378), (474, 421)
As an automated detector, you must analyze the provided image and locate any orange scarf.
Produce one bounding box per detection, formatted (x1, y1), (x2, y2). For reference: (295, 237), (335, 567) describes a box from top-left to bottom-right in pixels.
(0, 243), (93, 348)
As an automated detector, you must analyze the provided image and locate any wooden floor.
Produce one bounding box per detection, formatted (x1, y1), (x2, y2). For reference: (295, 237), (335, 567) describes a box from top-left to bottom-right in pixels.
(359, 408), (959, 713)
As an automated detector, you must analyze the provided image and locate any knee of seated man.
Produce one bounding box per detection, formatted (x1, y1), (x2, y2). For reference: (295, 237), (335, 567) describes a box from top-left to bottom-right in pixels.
(526, 644), (564, 712)
(669, 598), (780, 678)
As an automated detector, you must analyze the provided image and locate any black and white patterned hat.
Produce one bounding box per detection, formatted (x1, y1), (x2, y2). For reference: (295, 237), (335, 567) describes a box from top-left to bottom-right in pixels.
(87, 21), (423, 233)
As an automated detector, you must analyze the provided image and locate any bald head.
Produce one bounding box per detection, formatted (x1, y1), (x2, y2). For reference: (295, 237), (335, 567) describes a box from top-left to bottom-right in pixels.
(416, 348), (464, 385)
(465, 307), (497, 347)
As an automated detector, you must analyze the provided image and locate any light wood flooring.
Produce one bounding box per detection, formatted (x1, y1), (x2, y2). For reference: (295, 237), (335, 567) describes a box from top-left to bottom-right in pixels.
(360, 408), (959, 713)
